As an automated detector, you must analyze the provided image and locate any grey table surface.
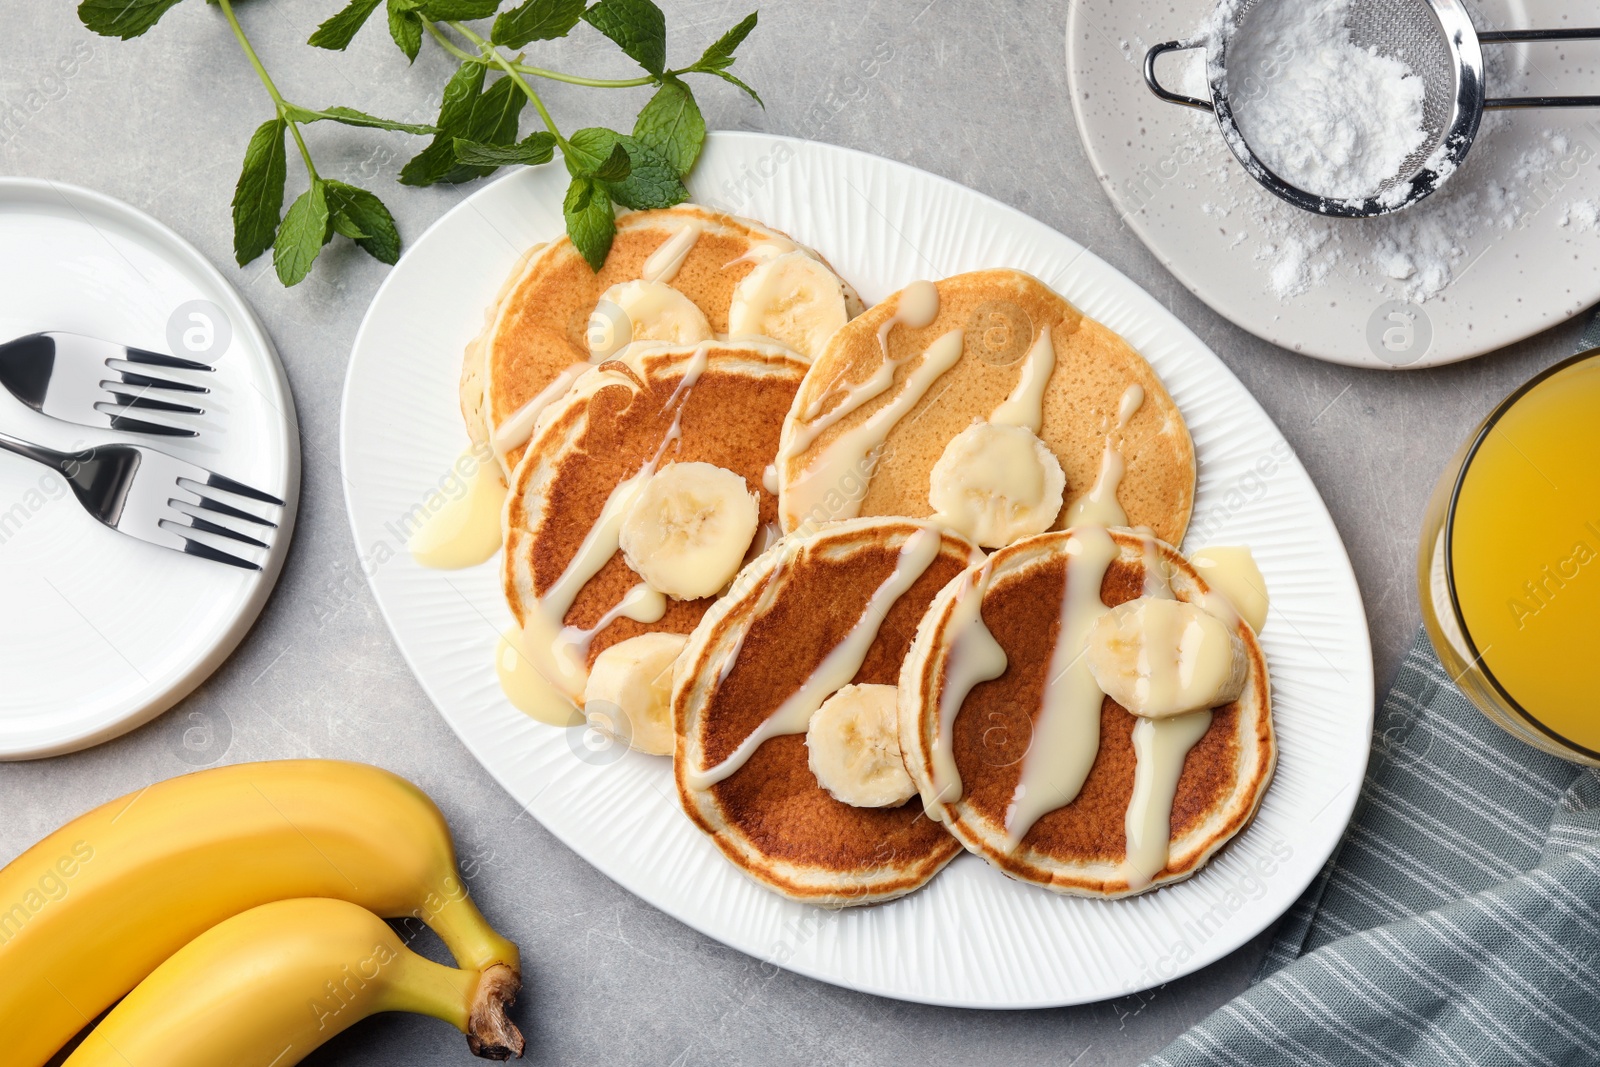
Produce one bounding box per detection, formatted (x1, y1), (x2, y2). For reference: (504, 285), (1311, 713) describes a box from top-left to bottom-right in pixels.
(0, 1), (1580, 1064)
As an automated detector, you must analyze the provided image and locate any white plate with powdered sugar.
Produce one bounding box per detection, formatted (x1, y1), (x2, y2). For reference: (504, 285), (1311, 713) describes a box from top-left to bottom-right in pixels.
(1068, 0), (1600, 368)
(340, 132), (1373, 1007)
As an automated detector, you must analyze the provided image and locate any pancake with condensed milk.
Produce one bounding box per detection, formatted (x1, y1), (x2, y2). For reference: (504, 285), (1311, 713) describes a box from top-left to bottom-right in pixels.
(501, 340), (807, 724)
(899, 527), (1273, 898)
(673, 517), (976, 906)
(776, 269), (1195, 546)
(463, 205), (862, 480)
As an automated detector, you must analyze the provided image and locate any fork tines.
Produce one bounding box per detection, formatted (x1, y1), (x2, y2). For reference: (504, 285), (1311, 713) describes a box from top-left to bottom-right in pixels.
(99, 352), (213, 436)
(160, 475), (286, 570)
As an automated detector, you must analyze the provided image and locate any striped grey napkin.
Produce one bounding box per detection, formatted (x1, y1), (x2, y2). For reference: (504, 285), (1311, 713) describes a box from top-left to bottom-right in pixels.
(1147, 320), (1600, 1066)
(1147, 632), (1600, 1066)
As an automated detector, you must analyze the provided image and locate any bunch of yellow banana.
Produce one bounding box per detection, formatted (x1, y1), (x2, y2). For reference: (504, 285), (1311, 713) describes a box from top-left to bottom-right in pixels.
(0, 760), (524, 1067)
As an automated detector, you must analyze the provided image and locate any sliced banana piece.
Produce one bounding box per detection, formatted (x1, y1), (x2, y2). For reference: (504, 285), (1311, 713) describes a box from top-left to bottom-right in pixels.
(727, 250), (850, 360)
(619, 462), (760, 600)
(1085, 597), (1248, 719)
(805, 683), (916, 808)
(583, 631), (689, 755)
(588, 280), (713, 361)
(928, 422), (1066, 548)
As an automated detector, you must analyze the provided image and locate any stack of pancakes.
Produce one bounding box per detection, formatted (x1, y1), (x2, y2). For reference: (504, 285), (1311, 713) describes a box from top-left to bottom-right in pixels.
(469, 204), (1274, 908)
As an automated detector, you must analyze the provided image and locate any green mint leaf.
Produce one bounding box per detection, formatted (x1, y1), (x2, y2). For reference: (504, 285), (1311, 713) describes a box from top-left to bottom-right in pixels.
(564, 177), (615, 272)
(308, 0), (382, 49)
(231, 117), (288, 267)
(592, 142), (632, 182)
(274, 181), (330, 286)
(330, 211), (368, 240)
(452, 131), (557, 166)
(77, 0), (184, 39)
(399, 62), (486, 185)
(633, 76), (704, 178)
(567, 129), (686, 210)
(695, 11), (756, 71)
(705, 67), (762, 107)
(386, 0), (423, 61)
(581, 0), (667, 77)
(563, 126), (619, 178)
(414, 0), (499, 18)
(605, 138), (687, 210)
(325, 180), (402, 263)
(491, 0), (585, 48)
(284, 104), (437, 135)
(441, 74), (528, 181)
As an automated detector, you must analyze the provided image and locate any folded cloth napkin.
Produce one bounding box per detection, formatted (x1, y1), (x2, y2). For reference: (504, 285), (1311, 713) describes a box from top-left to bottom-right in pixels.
(1147, 315), (1600, 1066)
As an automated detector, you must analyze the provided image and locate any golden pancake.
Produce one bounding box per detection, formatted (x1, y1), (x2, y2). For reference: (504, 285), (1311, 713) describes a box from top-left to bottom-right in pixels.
(502, 341), (807, 722)
(674, 518), (976, 906)
(776, 269), (1195, 545)
(464, 205), (861, 480)
(899, 527), (1273, 898)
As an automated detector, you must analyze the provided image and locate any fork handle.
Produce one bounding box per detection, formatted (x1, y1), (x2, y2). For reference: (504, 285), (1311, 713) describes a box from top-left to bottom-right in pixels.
(0, 428), (79, 477)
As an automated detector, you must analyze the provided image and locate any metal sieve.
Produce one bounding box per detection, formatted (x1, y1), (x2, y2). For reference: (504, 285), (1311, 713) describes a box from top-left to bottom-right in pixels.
(1143, 0), (1600, 218)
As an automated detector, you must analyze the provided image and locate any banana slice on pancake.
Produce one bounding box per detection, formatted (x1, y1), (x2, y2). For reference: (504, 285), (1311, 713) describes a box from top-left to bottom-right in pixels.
(928, 421), (1066, 548)
(728, 250), (852, 360)
(584, 631), (688, 756)
(805, 683), (916, 808)
(1085, 598), (1249, 718)
(589, 280), (714, 361)
(619, 462), (760, 600)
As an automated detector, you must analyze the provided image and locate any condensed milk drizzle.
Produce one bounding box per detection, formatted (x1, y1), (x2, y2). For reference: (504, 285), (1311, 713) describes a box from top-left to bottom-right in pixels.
(1003, 525), (1119, 849)
(686, 526), (943, 790)
(784, 329), (965, 529)
(989, 327), (1057, 433)
(1064, 384), (1145, 529)
(790, 281), (942, 446)
(641, 220), (703, 284)
(493, 362), (591, 453)
(928, 561), (1007, 810)
(499, 346), (710, 724)
(408, 449), (508, 570)
(1122, 709), (1212, 890)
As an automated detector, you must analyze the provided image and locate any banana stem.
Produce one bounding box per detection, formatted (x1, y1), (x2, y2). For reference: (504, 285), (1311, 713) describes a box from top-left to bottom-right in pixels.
(467, 964), (525, 1060)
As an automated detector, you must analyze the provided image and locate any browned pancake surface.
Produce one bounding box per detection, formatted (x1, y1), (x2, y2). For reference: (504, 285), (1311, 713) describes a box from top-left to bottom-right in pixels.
(701, 539), (964, 871)
(675, 520), (973, 904)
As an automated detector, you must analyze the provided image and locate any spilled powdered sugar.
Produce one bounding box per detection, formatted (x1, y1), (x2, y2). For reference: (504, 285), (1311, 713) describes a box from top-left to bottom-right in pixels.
(1226, 0), (1428, 201)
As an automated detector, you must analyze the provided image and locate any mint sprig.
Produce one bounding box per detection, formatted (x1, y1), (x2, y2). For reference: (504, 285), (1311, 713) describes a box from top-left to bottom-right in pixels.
(77, 0), (761, 286)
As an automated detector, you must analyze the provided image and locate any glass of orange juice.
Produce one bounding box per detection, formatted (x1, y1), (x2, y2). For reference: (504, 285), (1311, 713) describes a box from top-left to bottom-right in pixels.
(1419, 348), (1600, 766)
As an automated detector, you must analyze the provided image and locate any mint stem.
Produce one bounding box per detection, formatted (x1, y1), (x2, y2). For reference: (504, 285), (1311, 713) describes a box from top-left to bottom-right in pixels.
(217, 0), (318, 182)
(447, 20), (570, 154)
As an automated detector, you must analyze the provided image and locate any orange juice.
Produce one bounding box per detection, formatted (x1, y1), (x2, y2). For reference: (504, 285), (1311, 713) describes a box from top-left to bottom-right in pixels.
(1420, 351), (1600, 762)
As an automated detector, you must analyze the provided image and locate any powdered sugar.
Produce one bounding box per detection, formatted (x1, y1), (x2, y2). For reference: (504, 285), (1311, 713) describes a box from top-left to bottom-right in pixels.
(1159, 2), (1593, 304)
(1227, 0), (1428, 200)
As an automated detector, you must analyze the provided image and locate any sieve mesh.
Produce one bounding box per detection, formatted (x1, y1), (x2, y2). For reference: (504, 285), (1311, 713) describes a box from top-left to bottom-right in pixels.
(1220, 0), (1458, 194)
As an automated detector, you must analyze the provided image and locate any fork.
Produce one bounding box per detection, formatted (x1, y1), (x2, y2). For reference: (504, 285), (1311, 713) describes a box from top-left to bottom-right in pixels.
(0, 332), (212, 437)
(0, 430), (283, 570)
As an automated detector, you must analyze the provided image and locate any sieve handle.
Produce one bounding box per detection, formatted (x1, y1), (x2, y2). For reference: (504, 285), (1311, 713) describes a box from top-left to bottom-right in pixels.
(1144, 41), (1213, 112)
(1481, 28), (1600, 108)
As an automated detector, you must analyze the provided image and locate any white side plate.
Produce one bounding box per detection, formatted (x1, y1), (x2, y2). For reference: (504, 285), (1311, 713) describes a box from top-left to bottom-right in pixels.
(340, 133), (1373, 1007)
(0, 179), (299, 759)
